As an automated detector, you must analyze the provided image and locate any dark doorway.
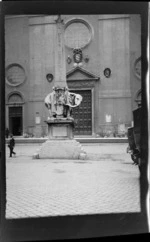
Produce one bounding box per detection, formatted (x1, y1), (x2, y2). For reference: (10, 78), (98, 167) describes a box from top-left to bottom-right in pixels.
(9, 107), (23, 136)
(71, 90), (92, 135)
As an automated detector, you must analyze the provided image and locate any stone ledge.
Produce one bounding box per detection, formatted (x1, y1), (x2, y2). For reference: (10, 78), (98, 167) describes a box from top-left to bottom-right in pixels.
(5, 137), (128, 144)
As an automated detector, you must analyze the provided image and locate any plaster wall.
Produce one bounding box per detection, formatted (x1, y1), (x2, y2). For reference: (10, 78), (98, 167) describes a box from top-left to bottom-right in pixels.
(5, 16), (30, 131)
(97, 15), (132, 134)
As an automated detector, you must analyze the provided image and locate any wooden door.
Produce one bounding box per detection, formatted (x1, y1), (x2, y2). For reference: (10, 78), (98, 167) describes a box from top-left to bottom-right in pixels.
(71, 90), (92, 135)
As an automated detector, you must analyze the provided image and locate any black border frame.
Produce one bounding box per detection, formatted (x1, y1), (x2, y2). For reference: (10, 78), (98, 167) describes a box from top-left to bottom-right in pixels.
(0, 1), (149, 241)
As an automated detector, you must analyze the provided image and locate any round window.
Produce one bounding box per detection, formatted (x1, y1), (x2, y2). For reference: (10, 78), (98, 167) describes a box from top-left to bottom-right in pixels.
(6, 64), (26, 87)
(64, 19), (93, 49)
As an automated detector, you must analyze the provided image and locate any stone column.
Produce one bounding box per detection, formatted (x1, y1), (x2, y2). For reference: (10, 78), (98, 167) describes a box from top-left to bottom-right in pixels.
(54, 15), (67, 88)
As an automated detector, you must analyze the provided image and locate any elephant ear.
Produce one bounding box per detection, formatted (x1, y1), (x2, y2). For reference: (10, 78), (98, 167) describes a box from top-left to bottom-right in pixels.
(75, 94), (82, 106)
(67, 92), (82, 107)
(44, 93), (51, 105)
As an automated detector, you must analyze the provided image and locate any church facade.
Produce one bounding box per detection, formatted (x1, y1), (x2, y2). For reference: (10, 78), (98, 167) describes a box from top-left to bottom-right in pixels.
(5, 14), (141, 137)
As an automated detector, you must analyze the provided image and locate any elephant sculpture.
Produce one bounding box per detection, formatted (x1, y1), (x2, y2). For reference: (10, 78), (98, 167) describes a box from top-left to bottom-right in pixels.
(45, 86), (82, 119)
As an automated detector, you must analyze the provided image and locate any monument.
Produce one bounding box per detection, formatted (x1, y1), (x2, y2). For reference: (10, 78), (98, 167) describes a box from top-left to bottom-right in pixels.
(34, 15), (86, 159)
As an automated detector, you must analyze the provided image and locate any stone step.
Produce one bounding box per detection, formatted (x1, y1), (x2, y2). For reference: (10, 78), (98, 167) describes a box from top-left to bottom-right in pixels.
(34, 139), (87, 160)
(5, 137), (128, 144)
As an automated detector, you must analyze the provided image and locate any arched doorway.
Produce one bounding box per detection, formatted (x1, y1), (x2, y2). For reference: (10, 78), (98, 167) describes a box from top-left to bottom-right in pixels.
(7, 92), (24, 136)
(135, 89), (141, 107)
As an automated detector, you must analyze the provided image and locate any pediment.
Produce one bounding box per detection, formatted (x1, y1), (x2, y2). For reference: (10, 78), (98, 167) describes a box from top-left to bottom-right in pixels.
(67, 67), (100, 81)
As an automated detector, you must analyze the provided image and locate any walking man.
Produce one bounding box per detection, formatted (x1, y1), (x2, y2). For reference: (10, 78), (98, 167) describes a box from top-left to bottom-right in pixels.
(8, 134), (16, 157)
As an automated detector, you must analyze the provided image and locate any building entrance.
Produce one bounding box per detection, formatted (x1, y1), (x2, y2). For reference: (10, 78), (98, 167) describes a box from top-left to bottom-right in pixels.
(71, 90), (92, 135)
(9, 107), (23, 136)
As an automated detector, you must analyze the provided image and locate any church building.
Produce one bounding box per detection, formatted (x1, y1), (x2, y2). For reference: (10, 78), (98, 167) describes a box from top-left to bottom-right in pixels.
(5, 14), (141, 137)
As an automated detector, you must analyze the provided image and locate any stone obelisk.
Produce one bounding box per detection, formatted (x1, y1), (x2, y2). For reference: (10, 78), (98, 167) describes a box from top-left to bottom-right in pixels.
(54, 15), (66, 88)
(34, 15), (86, 160)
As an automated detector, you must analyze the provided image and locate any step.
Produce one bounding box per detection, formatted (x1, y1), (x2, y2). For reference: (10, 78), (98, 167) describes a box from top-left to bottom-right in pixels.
(5, 137), (128, 144)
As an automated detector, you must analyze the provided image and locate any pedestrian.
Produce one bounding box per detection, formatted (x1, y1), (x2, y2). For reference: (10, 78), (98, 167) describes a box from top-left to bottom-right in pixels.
(8, 134), (16, 157)
(5, 128), (9, 138)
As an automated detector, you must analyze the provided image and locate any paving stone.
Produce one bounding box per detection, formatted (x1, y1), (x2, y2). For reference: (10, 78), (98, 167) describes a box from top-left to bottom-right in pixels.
(5, 143), (141, 218)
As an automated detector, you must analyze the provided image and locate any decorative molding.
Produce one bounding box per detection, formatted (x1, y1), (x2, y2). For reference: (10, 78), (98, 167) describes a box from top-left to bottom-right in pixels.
(73, 49), (83, 63)
(99, 95), (131, 99)
(67, 66), (100, 80)
(7, 91), (25, 104)
(8, 94), (23, 103)
(68, 80), (95, 88)
(98, 15), (130, 20)
(5, 15), (47, 20)
(29, 99), (44, 102)
(29, 16), (56, 26)
(99, 90), (131, 98)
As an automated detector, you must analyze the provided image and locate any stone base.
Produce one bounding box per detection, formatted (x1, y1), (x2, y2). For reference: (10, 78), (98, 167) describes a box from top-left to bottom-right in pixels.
(35, 139), (86, 159)
(46, 118), (74, 139)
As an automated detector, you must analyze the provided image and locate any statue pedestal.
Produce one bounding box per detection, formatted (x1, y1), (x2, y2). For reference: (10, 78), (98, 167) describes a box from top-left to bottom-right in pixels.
(35, 118), (86, 159)
(47, 118), (74, 140)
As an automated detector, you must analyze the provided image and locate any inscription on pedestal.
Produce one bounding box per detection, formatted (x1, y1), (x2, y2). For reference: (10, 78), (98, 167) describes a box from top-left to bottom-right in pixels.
(52, 126), (67, 137)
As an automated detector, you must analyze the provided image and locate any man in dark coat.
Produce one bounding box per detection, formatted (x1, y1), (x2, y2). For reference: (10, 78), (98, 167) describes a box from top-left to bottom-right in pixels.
(8, 134), (16, 157)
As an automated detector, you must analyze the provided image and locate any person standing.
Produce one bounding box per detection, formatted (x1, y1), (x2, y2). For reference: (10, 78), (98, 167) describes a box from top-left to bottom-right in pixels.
(8, 134), (16, 157)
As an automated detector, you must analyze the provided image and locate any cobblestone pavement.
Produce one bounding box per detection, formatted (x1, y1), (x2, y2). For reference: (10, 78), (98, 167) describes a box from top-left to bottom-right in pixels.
(5, 143), (140, 219)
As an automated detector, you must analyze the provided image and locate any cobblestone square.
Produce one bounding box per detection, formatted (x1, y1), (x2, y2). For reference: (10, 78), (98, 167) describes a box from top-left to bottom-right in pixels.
(5, 143), (140, 219)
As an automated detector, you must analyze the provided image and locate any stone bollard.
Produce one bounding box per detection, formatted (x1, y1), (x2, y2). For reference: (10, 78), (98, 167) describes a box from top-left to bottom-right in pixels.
(79, 152), (87, 160)
(33, 153), (39, 159)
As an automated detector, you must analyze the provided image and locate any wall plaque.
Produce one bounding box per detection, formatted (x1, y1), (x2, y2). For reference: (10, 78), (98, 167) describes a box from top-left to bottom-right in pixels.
(104, 68), (111, 78)
(6, 64), (26, 86)
(46, 73), (54, 82)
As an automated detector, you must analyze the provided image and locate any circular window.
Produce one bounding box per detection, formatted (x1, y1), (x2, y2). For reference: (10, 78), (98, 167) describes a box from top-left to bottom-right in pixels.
(134, 57), (141, 79)
(6, 64), (26, 86)
(64, 19), (93, 49)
